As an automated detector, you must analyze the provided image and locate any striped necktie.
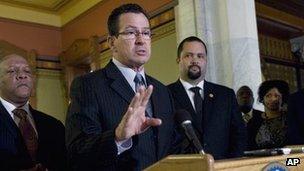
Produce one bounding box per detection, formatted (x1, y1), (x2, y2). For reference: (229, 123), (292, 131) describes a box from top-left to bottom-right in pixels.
(133, 73), (153, 117)
(134, 72), (145, 92)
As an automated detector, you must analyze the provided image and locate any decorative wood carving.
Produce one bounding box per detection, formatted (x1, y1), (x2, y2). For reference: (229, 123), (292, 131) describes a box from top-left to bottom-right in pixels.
(259, 34), (294, 61)
(259, 34), (304, 91)
(256, 2), (304, 32)
(60, 36), (100, 97)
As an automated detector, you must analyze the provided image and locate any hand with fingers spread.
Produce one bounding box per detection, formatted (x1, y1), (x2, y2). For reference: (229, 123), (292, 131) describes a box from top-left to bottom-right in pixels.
(115, 85), (162, 141)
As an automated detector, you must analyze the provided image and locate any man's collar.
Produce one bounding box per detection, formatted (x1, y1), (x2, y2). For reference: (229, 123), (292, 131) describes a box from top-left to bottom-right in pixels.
(0, 97), (17, 113)
(242, 109), (253, 116)
(112, 58), (146, 85)
(0, 96), (30, 118)
(112, 58), (145, 73)
(179, 78), (204, 90)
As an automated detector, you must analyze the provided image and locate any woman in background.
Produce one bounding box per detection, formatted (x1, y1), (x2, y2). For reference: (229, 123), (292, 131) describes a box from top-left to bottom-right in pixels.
(247, 80), (289, 150)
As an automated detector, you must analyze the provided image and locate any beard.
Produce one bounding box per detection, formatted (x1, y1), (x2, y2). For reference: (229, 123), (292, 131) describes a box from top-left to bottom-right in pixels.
(187, 65), (201, 80)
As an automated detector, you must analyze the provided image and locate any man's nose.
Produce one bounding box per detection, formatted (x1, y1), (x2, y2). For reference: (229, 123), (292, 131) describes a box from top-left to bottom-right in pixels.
(16, 71), (28, 79)
(191, 55), (202, 63)
(135, 34), (145, 44)
(241, 93), (250, 98)
(191, 59), (199, 65)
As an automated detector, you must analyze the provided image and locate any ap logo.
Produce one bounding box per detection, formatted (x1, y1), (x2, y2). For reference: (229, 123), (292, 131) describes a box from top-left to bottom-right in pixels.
(286, 158), (300, 166)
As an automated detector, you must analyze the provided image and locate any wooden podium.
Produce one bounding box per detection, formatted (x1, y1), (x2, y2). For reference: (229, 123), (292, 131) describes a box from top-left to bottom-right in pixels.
(145, 153), (304, 171)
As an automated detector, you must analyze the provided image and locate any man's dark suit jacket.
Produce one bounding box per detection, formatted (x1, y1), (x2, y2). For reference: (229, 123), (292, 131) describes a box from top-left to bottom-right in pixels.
(0, 103), (66, 171)
(65, 61), (174, 171)
(168, 80), (246, 159)
(245, 109), (263, 150)
(287, 89), (304, 145)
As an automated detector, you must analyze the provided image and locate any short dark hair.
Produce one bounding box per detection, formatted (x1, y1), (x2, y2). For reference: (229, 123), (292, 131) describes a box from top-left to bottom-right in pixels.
(107, 3), (149, 36)
(237, 85), (253, 96)
(258, 80), (289, 104)
(177, 36), (207, 58)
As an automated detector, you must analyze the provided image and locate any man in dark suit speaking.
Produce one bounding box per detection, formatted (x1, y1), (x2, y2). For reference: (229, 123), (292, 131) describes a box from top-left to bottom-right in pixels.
(168, 36), (246, 159)
(66, 3), (174, 171)
(0, 53), (66, 170)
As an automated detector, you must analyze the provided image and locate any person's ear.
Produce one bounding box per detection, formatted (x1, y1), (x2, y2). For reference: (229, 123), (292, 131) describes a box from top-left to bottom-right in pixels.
(107, 36), (116, 50)
(176, 57), (180, 64)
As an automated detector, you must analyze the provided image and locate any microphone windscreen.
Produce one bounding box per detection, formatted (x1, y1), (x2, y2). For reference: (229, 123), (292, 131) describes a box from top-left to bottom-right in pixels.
(174, 109), (192, 125)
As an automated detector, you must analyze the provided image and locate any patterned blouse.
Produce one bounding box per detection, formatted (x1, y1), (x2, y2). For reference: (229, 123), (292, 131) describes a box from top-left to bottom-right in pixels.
(255, 113), (287, 149)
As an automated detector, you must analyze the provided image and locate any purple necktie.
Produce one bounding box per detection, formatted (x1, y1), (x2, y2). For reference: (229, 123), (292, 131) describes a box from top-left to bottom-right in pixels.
(13, 108), (38, 161)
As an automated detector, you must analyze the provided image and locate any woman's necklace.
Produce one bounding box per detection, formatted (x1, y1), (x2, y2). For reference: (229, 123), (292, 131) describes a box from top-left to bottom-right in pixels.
(263, 112), (281, 119)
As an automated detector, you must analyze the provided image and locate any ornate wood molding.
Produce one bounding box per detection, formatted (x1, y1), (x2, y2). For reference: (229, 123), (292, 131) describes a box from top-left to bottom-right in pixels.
(256, 2), (304, 31)
(36, 60), (61, 70)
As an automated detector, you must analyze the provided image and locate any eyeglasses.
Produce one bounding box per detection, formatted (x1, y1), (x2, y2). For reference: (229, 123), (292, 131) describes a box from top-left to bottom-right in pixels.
(117, 30), (153, 40)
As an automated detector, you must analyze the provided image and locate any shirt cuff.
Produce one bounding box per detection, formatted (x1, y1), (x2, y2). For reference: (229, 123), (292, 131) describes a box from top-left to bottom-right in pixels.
(116, 138), (132, 155)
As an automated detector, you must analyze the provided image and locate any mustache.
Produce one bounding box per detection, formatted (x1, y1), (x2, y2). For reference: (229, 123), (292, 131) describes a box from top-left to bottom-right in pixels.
(17, 83), (30, 88)
(189, 64), (201, 69)
(135, 46), (147, 50)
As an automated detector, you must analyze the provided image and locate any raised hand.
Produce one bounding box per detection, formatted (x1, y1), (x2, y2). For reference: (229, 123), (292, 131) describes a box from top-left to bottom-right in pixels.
(115, 85), (162, 141)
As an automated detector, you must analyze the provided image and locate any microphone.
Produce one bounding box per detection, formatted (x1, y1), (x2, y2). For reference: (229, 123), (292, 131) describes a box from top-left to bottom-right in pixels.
(244, 146), (304, 157)
(284, 146), (304, 154)
(175, 109), (205, 154)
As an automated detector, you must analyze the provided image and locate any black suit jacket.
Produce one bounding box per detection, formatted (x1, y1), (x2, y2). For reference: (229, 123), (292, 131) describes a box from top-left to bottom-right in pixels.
(287, 89), (304, 145)
(168, 80), (246, 159)
(245, 109), (263, 150)
(0, 103), (66, 171)
(66, 61), (174, 171)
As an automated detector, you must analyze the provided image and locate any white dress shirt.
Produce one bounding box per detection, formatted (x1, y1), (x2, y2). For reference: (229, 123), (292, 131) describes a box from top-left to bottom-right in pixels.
(0, 97), (38, 135)
(242, 109), (253, 123)
(113, 58), (146, 92)
(112, 58), (147, 155)
(179, 78), (204, 112)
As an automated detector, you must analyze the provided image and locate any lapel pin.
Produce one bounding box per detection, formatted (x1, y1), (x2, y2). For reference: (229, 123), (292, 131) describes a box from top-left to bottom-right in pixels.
(209, 93), (214, 98)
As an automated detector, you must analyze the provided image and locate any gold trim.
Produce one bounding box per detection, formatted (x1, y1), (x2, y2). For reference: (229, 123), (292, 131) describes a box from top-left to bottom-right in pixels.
(36, 60), (61, 70)
(36, 68), (63, 78)
(152, 21), (175, 42)
(0, 0), (75, 12)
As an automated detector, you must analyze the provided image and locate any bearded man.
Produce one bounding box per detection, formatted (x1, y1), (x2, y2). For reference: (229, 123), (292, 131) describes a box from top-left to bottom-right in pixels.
(168, 36), (246, 159)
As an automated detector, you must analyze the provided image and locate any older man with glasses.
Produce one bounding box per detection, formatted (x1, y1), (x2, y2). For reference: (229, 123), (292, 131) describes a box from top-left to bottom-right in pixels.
(65, 3), (175, 171)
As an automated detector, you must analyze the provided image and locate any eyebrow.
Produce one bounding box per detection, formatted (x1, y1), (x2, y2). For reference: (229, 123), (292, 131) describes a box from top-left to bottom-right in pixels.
(184, 52), (206, 55)
(124, 25), (150, 30)
(6, 65), (30, 69)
